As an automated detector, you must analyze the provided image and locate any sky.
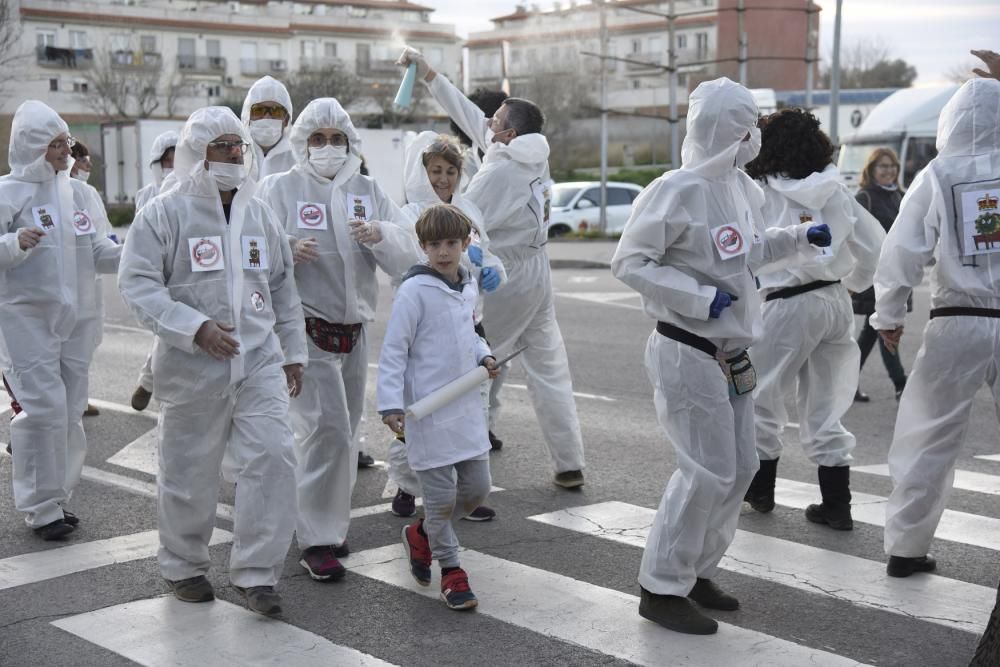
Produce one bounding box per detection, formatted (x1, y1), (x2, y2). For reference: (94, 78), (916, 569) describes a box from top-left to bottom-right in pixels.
(424, 0), (999, 85)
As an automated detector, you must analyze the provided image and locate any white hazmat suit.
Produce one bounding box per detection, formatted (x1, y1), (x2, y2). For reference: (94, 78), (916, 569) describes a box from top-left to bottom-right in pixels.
(118, 106), (307, 588)
(258, 98), (421, 555)
(0, 101), (121, 529)
(612, 78), (818, 597)
(242, 76), (296, 181)
(426, 73), (585, 476)
(871, 78), (1000, 560)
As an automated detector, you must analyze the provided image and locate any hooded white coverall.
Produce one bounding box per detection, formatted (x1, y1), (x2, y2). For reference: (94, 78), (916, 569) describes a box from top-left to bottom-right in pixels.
(0, 101), (121, 528)
(871, 79), (1000, 559)
(134, 130), (181, 393)
(242, 76), (296, 181)
(612, 78), (817, 596)
(753, 166), (885, 465)
(118, 106), (307, 587)
(426, 74), (585, 474)
(257, 98), (421, 552)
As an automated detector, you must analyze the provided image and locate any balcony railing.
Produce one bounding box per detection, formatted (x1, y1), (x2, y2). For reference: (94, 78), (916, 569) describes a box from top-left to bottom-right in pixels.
(240, 58), (289, 76)
(356, 58), (399, 78)
(298, 56), (346, 72)
(36, 45), (94, 69)
(178, 55), (228, 75)
(111, 50), (162, 71)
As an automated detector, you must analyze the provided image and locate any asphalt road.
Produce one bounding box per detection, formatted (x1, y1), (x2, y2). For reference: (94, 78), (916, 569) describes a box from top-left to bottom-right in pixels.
(1, 265), (997, 666)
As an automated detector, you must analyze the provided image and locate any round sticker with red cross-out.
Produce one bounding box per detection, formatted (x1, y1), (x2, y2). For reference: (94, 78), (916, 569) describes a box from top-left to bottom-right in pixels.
(188, 236), (224, 272)
(296, 201), (327, 230)
(711, 224), (747, 259)
(72, 210), (94, 236)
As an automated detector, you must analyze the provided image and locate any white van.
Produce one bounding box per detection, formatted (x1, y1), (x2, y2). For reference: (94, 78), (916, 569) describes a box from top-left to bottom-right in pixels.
(837, 84), (959, 190)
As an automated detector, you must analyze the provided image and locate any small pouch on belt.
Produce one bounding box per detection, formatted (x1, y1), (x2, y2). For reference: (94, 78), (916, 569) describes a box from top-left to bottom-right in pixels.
(304, 318), (363, 354)
(718, 350), (757, 397)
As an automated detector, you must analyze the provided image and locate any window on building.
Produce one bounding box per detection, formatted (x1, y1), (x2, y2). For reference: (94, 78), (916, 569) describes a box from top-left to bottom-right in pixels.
(241, 41), (258, 71)
(36, 29), (56, 48)
(69, 31), (87, 49)
(301, 40), (317, 59)
(632, 79), (640, 89)
(631, 38), (641, 54)
(110, 33), (130, 52)
(476, 52), (488, 70)
(648, 36), (662, 54)
(324, 42), (337, 58)
(73, 80), (88, 93)
(677, 34), (687, 49)
(49, 78), (58, 91)
(696, 32), (708, 55)
(140, 35), (156, 53)
(206, 39), (221, 59)
(266, 42), (281, 60)
(428, 46), (443, 66)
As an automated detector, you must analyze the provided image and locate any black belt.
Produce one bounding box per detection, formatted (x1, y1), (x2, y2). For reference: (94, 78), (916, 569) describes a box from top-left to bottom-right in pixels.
(764, 280), (840, 302)
(930, 307), (1000, 319)
(656, 321), (717, 358)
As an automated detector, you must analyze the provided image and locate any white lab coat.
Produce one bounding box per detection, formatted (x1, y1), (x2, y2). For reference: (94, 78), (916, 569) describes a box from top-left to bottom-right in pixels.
(242, 75), (296, 181)
(0, 101), (121, 528)
(258, 97), (422, 551)
(118, 106), (304, 587)
(612, 77), (813, 597)
(752, 165), (885, 466)
(426, 73), (585, 474)
(870, 78), (1000, 559)
(377, 269), (492, 470)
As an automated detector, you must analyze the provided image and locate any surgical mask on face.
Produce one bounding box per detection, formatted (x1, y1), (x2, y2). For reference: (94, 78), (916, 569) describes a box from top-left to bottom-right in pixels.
(72, 169), (90, 183)
(735, 127), (762, 167)
(249, 118), (283, 148)
(309, 145), (348, 178)
(209, 161), (246, 191)
(485, 126), (495, 145)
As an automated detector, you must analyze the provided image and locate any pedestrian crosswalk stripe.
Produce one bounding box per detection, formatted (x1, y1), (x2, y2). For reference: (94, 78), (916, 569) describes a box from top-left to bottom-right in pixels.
(87, 398), (158, 418)
(528, 501), (993, 634)
(0, 529), (232, 592)
(974, 454), (1000, 463)
(346, 545), (871, 666)
(775, 479), (1000, 551)
(51, 596), (397, 666)
(107, 428), (158, 476)
(855, 463), (1000, 497)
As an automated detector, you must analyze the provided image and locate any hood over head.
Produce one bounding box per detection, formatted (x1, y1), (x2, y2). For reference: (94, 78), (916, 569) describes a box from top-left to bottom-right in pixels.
(765, 164), (843, 210)
(936, 77), (1000, 158)
(289, 97), (363, 184)
(148, 130), (180, 188)
(174, 106), (254, 187)
(8, 100), (70, 183)
(483, 132), (550, 167)
(403, 130), (465, 205)
(240, 75), (293, 125)
(681, 77), (759, 180)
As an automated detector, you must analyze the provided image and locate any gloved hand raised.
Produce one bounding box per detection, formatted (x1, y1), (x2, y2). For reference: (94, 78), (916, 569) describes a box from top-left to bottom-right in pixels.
(467, 244), (483, 267)
(396, 47), (431, 80)
(709, 290), (738, 319)
(807, 223), (832, 247)
(480, 267), (501, 292)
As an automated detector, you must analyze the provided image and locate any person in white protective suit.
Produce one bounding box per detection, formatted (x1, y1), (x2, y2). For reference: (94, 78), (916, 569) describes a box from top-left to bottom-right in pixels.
(0, 101), (121, 540)
(870, 78), (1000, 579)
(397, 48), (586, 488)
(242, 75), (296, 181)
(611, 78), (832, 635)
(118, 106), (307, 616)
(257, 97), (422, 583)
(387, 131), (507, 520)
(130, 130), (179, 412)
(742, 109), (885, 529)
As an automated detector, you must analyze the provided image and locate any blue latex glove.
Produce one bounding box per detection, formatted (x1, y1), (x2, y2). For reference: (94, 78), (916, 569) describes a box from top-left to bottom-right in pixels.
(709, 290), (738, 319)
(806, 223), (831, 247)
(467, 244), (483, 267)
(480, 266), (501, 292)
(108, 234), (119, 244)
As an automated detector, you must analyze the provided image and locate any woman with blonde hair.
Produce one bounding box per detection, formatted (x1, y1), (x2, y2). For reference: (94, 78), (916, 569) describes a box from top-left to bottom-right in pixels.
(852, 147), (908, 402)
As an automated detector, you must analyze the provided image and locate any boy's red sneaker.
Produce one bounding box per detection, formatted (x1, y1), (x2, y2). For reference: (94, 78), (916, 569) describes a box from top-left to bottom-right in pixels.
(401, 520), (432, 586)
(440, 568), (478, 610)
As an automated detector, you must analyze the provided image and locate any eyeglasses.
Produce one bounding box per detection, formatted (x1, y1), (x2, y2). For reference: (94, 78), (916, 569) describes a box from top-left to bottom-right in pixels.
(48, 137), (76, 151)
(874, 163), (899, 171)
(307, 133), (349, 148)
(207, 140), (250, 154)
(249, 103), (289, 120)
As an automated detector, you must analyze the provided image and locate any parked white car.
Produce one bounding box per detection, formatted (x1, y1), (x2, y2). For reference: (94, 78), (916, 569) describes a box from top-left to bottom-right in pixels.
(548, 181), (643, 236)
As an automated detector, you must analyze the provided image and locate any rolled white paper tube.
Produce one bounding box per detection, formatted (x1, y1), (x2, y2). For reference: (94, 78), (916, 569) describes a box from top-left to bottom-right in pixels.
(406, 366), (489, 420)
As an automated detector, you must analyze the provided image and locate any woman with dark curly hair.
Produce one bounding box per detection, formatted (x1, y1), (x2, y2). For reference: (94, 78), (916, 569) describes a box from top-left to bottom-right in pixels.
(742, 108), (885, 531)
(852, 147), (909, 402)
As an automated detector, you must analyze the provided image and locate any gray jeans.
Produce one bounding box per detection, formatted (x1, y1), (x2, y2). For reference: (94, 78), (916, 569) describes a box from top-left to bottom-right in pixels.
(415, 457), (491, 569)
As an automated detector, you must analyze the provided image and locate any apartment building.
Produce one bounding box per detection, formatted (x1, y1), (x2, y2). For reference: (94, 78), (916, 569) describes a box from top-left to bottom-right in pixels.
(466, 0), (817, 114)
(12, 0), (462, 119)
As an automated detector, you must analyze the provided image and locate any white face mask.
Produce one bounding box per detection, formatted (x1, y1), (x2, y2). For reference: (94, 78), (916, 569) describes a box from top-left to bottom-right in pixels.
(249, 118), (284, 149)
(209, 161), (246, 191)
(485, 127), (495, 145)
(309, 145), (349, 178)
(72, 169), (90, 183)
(735, 127), (762, 167)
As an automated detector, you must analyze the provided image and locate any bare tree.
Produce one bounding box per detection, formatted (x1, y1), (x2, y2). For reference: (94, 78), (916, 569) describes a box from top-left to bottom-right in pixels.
(80, 48), (184, 118)
(285, 64), (361, 119)
(945, 60), (979, 84)
(0, 0), (26, 98)
(821, 38), (918, 89)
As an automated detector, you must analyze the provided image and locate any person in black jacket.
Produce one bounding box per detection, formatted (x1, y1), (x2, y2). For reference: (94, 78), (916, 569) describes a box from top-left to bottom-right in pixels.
(852, 147), (908, 401)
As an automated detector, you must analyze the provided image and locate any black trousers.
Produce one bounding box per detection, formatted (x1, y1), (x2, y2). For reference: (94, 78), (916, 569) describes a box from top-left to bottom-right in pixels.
(857, 317), (907, 389)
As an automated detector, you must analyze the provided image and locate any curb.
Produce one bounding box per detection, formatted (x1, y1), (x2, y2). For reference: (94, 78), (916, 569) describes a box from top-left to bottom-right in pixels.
(549, 259), (612, 270)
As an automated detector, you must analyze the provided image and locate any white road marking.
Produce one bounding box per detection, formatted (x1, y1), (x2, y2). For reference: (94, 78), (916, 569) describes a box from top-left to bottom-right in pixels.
(556, 291), (643, 311)
(347, 545), (870, 667)
(529, 501), (993, 634)
(776, 478), (1000, 551)
(107, 428), (159, 476)
(87, 398), (159, 419)
(52, 596), (397, 666)
(567, 276), (599, 284)
(103, 322), (153, 336)
(0, 529), (232, 592)
(856, 463), (1000, 497)
(973, 454), (1000, 463)
(504, 383), (617, 402)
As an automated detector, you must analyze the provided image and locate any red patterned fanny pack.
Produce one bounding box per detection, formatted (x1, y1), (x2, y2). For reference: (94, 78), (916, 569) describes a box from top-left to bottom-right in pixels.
(304, 318), (363, 354)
